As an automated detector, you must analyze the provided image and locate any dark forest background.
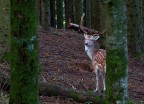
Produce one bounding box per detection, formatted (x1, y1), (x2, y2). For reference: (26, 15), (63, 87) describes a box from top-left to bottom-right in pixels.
(0, 0), (144, 104)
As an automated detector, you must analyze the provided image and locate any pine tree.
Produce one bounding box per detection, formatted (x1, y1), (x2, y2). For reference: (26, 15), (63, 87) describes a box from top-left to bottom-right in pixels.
(9, 0), (39, 104)
(104, 0), (128, 103)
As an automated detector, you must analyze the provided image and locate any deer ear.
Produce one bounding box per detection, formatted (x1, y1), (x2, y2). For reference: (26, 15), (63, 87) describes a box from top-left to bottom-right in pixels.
(93, 35), (100, 40)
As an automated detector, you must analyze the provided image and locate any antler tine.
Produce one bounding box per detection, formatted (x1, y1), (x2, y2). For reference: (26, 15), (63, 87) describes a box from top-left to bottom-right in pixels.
(80, 13), (87, 34)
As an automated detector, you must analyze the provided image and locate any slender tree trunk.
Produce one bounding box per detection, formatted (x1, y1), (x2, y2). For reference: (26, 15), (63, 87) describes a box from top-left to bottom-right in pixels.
(9, 0), (39, 104)
(0, 0), (10, 59)
(70, 0), (74, 22)
(41, 0), (46, 28)
(91, 0), (100, 30)
(56, 0), (63, 28)
(142, 0), (144, 50)
(85, 0), (91, 28)
(45, 0), (51, 31)
(38, 0), (42, 25)
(50, 0), (56, 28)
(74, 0), (83, 24)
(104, 0), (128, 103)
(65, 0), (74, 28)
(143, 0), (144, 22)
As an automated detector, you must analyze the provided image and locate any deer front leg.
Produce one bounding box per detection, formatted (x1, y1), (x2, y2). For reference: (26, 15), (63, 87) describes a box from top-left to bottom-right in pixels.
(102, 72), (106, 92)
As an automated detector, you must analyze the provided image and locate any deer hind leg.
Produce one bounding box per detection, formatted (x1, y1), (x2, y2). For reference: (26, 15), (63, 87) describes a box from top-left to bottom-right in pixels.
(94, 65), (99, 92)
(103, 65), (106, 92)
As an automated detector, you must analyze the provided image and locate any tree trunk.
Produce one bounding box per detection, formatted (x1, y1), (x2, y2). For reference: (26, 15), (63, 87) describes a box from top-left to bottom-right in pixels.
(9, 1), (39, 104)
(85, 0), (91, 28)
(91, 0), (100, 30)
(38, 0), (42, 25)
(40, 82), (104, 104)
(99, 1), (106, 49)
(0, 0), (10, 59)
(45, 0), (51, 31)
(41, 0), (46, 28)
(70, 0), (74, 22)
(135, 0), (143, 54)
(74, 0), (83, 24)
(104, 0), (128, 103)
(50, 0), (56, 28)
(65, 0), (74, 28)
(142, 0), (144, 50)
(56, 0), (63, 29)
(126, 0), (143, 54)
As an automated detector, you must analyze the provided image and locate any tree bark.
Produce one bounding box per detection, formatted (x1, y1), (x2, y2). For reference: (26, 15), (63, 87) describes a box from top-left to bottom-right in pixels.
(85, 0), (91, 28)
(74, 0), (83, 24)
(10, 0), (39, 104)
(56, 0), (63, 29)
(126, 0), (143, 54)
(104, 0), (128, 103)
(38, 0), (42, 25)
(142, 0), (144, 50)
(91, 0), (100, 30)
(65, 0), (74, 28)
(41, 0), (46, 28)
(98, 1), (106, 49)
(135, 0), (143, 54)
(0, 0), (10, 59)
(50, 0), (56, 28)
(40, 82), (104, 104)
(45, 0), (51, 31)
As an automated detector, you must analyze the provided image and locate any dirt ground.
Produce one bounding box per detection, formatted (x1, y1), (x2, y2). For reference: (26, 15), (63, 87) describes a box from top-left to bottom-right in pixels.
(0, 26), (144, 104)
(38, 27), (144, 103)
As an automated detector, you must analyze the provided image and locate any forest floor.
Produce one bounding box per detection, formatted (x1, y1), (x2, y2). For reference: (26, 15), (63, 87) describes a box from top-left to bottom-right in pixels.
(0, 26), (144, 104)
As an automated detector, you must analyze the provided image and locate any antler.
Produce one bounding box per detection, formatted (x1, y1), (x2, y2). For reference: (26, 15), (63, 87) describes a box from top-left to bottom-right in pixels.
(68, 13), (105, 35)
(79, 13), (87, 34)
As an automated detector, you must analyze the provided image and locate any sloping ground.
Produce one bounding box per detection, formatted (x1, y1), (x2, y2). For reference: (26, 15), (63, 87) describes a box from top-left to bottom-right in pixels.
(38, 27), (144, 103)
(128, 53), (144, 101)
(0, 27), (144, 104)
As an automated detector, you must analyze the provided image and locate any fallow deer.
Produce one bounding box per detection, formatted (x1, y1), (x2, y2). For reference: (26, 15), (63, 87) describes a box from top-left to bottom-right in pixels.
(80, 13), (106, 92)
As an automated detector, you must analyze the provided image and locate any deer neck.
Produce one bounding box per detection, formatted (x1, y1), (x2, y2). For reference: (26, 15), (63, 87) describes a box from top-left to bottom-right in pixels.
(85, 45), (94, 60)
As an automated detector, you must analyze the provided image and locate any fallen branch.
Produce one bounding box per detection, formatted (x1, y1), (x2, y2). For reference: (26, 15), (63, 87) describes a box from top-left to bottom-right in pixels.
(67, 22), (105, 35)
(0, 70), (105, 103)
(40, 82), (104, 103)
